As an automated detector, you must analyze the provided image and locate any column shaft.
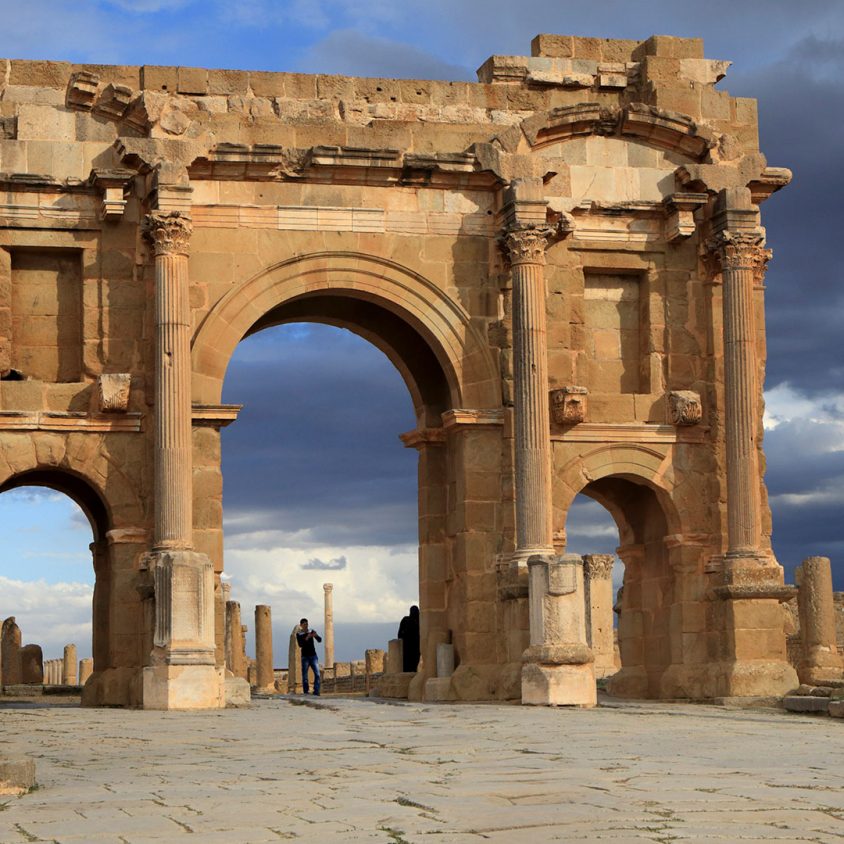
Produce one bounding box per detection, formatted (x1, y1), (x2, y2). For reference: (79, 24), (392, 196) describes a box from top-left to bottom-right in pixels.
(507, 228), (554, 558)
(720, 240), (762, 555)
(254, 605), (274, 691)
(154, 250), (193, 549)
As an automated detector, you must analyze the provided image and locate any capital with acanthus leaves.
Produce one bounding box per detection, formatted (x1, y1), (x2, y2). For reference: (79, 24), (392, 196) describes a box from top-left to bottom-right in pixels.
(143, 211), (192, 257)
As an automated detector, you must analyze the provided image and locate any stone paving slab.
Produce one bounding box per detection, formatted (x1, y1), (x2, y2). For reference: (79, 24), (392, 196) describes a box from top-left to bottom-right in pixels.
(0, 696), (842, 842)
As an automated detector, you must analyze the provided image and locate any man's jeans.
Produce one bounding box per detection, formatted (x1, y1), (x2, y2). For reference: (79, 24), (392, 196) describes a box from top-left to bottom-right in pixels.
(301, 654), (320, 695)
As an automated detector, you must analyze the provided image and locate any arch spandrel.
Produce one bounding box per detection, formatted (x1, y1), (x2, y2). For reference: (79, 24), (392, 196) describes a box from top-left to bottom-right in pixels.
(191, 251), (500, 413)
(0, 433), (145, 538)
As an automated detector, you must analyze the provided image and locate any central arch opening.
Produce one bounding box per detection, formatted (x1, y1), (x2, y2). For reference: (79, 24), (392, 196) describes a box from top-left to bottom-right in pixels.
(215, 287), (455, 689)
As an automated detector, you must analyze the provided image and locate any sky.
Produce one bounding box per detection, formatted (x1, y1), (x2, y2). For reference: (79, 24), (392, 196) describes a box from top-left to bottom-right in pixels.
(0, 0), (842, 664)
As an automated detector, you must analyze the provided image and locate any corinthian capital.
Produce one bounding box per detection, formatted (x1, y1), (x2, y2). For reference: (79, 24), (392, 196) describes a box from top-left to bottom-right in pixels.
(503, 225), (553, 266)
(707, 230), (769, 274)
(583, 554), (615, 581)
(143, 211), (192, 257)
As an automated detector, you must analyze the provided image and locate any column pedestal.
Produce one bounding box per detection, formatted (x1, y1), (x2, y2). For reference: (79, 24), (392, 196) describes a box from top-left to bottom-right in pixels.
(521, 554), (596, 706)
(141, 549), (222, 710)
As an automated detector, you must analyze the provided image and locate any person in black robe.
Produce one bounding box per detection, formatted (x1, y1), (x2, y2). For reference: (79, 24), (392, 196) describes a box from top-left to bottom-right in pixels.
(397, 605), (420, 673)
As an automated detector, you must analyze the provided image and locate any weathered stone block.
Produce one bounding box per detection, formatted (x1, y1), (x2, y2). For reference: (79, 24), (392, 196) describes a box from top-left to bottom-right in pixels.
(783, 695), (830, 714)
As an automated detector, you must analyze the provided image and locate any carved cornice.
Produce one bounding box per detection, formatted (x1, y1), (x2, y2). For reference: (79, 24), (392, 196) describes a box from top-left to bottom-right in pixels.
(143, 211), (192, 257)
(503, 225), (553, 266)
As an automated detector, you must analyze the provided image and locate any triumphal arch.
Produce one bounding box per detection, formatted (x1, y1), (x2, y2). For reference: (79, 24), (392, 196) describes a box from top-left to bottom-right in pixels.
(0, 33), (798, 708)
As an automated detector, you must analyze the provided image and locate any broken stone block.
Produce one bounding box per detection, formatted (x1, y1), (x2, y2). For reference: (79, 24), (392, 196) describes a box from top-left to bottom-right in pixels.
(0, 758), (36, 795)
(783, 695), (830, 714)
(67, 71), (99, 109)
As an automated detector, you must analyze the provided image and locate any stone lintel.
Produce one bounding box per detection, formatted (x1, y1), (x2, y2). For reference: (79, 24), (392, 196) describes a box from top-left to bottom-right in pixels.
(0, 411), (142, 432)
(551, 422), (707, 443)
(441, 408), (505, 429)
(191, 403), (243, 428)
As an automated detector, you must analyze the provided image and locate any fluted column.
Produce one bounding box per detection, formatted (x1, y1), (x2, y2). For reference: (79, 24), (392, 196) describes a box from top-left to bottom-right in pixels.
(144, 211), (194, 550)
(141, 211), (221, 711)
(505, 225), (555, 562)
(323, 583), (335, 670)
(711, 227), (768, 558)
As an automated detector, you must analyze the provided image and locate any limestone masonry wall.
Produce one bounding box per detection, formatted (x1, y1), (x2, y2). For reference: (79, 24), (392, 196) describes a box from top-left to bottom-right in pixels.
(0, 33), (811, 708)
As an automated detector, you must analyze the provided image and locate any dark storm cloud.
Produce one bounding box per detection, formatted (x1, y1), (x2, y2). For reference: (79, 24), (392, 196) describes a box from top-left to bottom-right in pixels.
(763, 416), (844, 587)
(221, 324), (418, 550)
(301, 555), (347, 571)
(725, 39), (844, 397)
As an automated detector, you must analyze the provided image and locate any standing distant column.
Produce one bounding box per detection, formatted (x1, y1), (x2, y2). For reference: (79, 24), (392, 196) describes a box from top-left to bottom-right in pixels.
(323, 583), (335, 670)
(254, 605), (274, 692)
(63, 644), (78, 685)
(796, 556), (844, 683)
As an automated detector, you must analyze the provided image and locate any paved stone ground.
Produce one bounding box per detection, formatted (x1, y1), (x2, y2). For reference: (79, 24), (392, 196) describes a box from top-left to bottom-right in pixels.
(0, 694), (842, 843)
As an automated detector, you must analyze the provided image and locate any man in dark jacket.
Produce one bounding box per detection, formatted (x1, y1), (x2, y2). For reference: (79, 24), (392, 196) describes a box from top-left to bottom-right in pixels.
(397, 605), (420, 673)
(296, 618), (322, 695)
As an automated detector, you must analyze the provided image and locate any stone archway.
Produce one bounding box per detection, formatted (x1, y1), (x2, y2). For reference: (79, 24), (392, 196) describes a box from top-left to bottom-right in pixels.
(0, 464), (149, 706)
(191, 252), (508, 702)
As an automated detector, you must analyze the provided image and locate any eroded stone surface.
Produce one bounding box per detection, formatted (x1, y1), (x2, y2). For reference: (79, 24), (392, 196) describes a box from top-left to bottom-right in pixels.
(0, 698), (843, 841)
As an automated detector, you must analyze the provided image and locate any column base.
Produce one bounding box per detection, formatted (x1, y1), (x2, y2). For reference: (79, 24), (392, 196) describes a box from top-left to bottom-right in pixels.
(521, 661), (596, 706)
(142, 664), (224, 710)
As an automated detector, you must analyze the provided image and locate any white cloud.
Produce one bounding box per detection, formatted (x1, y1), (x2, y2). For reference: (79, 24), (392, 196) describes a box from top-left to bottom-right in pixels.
(763, 382), (844, 430)
(224, 542), (417, 628)
(0, 575), (92, 661)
